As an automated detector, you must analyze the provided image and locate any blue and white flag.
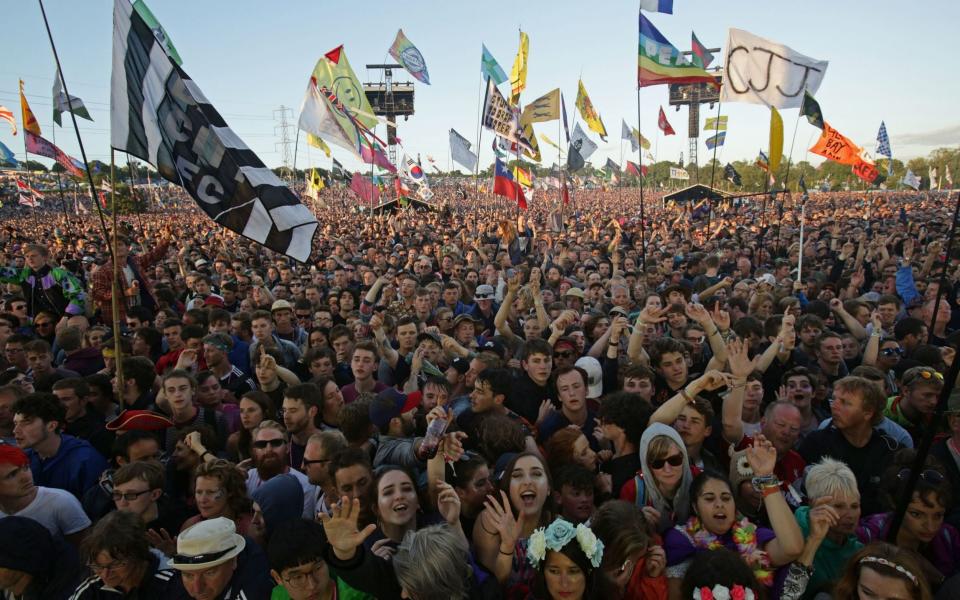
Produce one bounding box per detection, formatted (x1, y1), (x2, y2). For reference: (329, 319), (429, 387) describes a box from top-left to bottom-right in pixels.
(0, 140), (18, 168)
(639, 0), (673, 13)
(902, 169), (920, 190)
(876, 121), (893, 177)
(481, 44), (508, 85)
(389, 29), (430, 85)
(705, 131), (726, 150)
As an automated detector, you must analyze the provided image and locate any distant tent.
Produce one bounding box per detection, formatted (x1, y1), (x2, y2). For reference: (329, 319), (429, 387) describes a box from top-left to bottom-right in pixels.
(662, 183), (730, 204)
(372, 197), (440, 213)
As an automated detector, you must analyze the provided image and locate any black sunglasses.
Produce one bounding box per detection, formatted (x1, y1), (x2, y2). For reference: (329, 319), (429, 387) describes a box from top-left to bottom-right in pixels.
(649, 454), (684, 470)
(880, 347), (905, 357)
(252, 439), (286, 449)
(897, 468), (944, 484)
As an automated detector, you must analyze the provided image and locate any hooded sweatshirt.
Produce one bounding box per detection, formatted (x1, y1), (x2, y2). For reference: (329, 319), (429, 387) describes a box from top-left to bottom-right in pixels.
(634, 423), (694, 532)
(28, 434), (108, 500)
(252, 474), (304, 540)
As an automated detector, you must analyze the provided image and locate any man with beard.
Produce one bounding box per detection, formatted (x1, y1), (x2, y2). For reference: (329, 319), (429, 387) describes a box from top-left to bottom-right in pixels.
(244, 420), (316, 519)
(281, 383), (322, 471)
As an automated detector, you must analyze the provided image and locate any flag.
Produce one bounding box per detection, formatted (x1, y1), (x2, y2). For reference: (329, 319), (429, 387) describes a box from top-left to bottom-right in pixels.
(756, 150), (770, 171)
(310, 45), (378, 130)
(638, 13), (717, 87)
(520, 119), (541, 162)
(705, 132), (726, 149)
(481, 43), (508, 85)
(876, 121), (891, 157)
(307, 133), (331, 157)
(691, 31), (714, 69)
(634, 128), (651, 150)
(494, 158), (526, 209)
(902, 169), (920, 190)
(539, 133), (561, 150)
(853, 158), (883, 186)
(800, 90), (824, 129)
(24, 131), (84, 177)
(350, 172), (380, 204)
(16, 180), (42, 207)
(704, 116), (727, 131)
(721, 29), (828, 108)
(132, 0), (181, 65)
(769, 106), (783, 174)
(482, 78), (533, 153)
(605, 158), (620, 173)
(809, 122), (863, 166)
(111, 0), (318, 262)
(19, 80), (41, 137)
(568, 123), (598, 173)
(492, 138), (509, 160)
(639, 0), (673, 12)
(509, 31), (529, 104)
(930, 166), (939, 190)
(307, 169), (324, 199)
(398, 154), (433, 201)
(52, 71), (92, 126)
(389, 29), (430, 85)
(798, 174), (808, 197)
(626, 161), (648, 178)
(512, 164), (532, 188)
(449, 129), (478, 172)
(0, 141), (18, 167)
(658, 106), (675, 135)
(360, 144), (396, 173)
(299, 83), (364, 156)
(0, 106), (16, 135)
(560, 93), (570, 142)
(724, 163), (742, 186)
(332, 158), (347, 181)
(622, 120), (638, 152)
(575, 80), (607, 141)
(521, 88), (560, 124)
(669, 167), (689, 180)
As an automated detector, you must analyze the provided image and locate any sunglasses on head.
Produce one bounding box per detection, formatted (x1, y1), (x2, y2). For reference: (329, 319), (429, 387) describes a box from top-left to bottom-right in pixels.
(910, 369), (944, 383)
(252, 439), (285, 449)
(897, 468), (944, 484)
(649, 453), (684, 470)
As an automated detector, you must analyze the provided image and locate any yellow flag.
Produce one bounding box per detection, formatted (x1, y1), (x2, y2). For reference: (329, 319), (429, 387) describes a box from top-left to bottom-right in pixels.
(311, 45), (378, 130)
(633, 127), (651, 150)
(19, 80), (40, 137)
(312, 169), (325, 191)
(769, 106), (783, 175)
(513, 165), (532, 188)
(521, 121), (541, 162)
(509, 31), (529, 104)
(539, 133), (560, 150)
(521, 88), (560, 124)
(575, 80), (607, 141)
(307, 133), (332, 157)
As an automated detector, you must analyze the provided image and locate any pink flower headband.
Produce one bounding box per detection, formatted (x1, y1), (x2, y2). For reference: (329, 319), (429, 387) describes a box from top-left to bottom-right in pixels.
(692, 584), (755, 600)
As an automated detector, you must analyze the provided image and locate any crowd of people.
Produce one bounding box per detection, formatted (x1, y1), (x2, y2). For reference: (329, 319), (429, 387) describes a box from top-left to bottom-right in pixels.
(0, 183), (958, 600)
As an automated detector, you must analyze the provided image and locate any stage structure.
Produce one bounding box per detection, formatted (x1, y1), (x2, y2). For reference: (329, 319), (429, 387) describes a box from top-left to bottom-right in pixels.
(668, 50), (722, 183)
(363, 64), (415, 169)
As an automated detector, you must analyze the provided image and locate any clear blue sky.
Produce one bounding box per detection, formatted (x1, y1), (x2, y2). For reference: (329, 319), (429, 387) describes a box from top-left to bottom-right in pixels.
(2, 0), (957, 175)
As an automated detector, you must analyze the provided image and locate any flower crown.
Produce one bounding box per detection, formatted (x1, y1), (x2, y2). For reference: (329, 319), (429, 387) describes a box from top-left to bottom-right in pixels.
(693, 584), (756, 600)
(527, 518), (604, 569)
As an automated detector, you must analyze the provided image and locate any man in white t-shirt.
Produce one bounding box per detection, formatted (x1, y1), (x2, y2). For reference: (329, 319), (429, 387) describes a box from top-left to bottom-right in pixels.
(0, 444), (90, 545)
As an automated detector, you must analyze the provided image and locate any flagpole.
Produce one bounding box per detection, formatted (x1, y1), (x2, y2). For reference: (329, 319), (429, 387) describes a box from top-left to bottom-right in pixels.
(618, 136), (624, 205)
(125, 154), (147, 242)
(706, 98), (723, 190)
(37, 0), (113, 259)
(636, 87), (646, 272)
(48, 122), (73, 229)
(474, 74), (486, 203)
(109, 148), (126, 402)
(797, 200), (805, 282)
(781, 109), (804, 193)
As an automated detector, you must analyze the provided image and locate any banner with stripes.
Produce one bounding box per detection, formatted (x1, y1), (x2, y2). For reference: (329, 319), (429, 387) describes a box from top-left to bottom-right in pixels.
(705, 131), (726, 149)
(110, 0), (317, 262)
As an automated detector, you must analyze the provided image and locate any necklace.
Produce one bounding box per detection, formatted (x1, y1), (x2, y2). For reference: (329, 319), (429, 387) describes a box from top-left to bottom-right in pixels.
(683, 516), (773, 586)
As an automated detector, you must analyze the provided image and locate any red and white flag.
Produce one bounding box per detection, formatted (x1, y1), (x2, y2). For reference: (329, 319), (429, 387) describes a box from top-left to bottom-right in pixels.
(658, 106), (675, 136)
(0, 105), (16, 135)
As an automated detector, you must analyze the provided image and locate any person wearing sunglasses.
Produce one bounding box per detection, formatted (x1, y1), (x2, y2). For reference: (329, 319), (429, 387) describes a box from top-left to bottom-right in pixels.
(884, 366), (945, 445)
(244, 420), (316, 520)
(857, 450), (959, 587)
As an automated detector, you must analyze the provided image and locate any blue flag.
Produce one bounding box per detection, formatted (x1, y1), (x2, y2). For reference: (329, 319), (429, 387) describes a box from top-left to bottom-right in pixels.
(481, 44), (508, 85)
(0, 140), (18, 167)
(705, 132), (726, 150)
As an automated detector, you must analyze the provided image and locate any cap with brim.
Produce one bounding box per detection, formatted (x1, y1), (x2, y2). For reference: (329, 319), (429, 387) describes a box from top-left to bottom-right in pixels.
(474, 284), (495, 300)
(0, 444), (28, 467)
(170, 517), (246, 571)
(369, 388), (419, 430)
(480, 338), (506, 358)
(564, 288), (585, 299)
(453, 313), (480, 327)
(574, 356), (603, 398)
(271, 299), (293, 312)
(609, 306), (629, 317)
(106, 410), (174, 432)
(417, 331), (441, 346)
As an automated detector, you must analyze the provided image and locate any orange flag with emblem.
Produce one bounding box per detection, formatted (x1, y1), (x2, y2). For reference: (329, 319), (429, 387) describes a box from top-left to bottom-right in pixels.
(19, 80), (41, 136)
(809, 121), (862, 166)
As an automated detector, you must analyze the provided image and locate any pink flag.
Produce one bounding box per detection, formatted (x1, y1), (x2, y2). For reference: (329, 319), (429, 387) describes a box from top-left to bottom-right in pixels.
(350, 172), (380, 204)
(360, 144), (396, 173)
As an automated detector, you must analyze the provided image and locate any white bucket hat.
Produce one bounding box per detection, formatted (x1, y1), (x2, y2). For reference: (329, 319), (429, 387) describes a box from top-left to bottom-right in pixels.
(170, 517), (245, 571)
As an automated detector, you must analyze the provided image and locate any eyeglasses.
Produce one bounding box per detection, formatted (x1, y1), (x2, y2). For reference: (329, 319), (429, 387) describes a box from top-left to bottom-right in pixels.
(649, 454), (684, 470)
(897, 468), (945, 484)
(282, 563), (327, 589)
(880, 347), (905, 357)
(252, 439), (286, 449)
(34, 321), (53, 328)
(112, 488), (153, 502)
(302, 457), (331, 468)
(87, 559), (128, 573)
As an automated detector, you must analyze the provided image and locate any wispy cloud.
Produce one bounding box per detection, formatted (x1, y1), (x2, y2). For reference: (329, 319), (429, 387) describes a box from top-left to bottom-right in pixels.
(891, 124), (960, 147)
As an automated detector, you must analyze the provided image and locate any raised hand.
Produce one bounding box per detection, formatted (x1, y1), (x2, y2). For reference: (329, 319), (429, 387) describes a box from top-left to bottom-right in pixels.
(727, 338), (755, 379)
(506, 271), (522, 294)
(484, 490), (522, 550)
(436, 481), (462, 526)
(699, 369), (731, 391)
(711, 305), (731, 332)
(319, 496), (377, 560)
(745, 434), (777, 477)
(536, 399), (556, 425)
(806, 496), (840, 541)
(638, 305), (669, 325)
(684, 302), (712, 326)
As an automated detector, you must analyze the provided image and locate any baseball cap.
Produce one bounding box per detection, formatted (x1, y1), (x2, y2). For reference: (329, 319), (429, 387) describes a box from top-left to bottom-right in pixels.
(479, 338), (506, 359)
(271, 300), (293, 312)
(757, 273), (777, 287)
(450, 356), (471, 375)
(368, 389), (419, 430)
(106, 410), (174, 432)
(575, 356), (603, 398)
(0, 444), (28, 467)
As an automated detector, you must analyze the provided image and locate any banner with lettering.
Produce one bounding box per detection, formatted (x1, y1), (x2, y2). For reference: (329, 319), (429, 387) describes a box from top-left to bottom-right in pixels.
(809, 122), (862, 166)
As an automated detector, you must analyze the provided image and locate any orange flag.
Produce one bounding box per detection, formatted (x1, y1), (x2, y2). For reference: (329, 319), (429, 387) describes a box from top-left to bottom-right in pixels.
(809, 121), (861, 166)
(19, 80), (41, 137)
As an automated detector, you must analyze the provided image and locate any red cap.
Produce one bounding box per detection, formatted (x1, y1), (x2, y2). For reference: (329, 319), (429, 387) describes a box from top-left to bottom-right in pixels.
(106, 410), (174, 432)
(203, 296), (226, 308)
(0, 444), (29, 467)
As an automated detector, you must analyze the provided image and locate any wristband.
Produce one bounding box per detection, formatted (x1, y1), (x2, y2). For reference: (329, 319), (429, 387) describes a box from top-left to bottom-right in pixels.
(762, 484), (783, 498)
(201, 450), (212, 460)
(680, 388), (694, 404)
(751, 474), (777, 491)
(499, 547), (514, 556)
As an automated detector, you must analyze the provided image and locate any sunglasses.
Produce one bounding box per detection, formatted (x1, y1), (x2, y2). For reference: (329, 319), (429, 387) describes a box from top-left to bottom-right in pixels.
(112, 489), (153, 502)
(897, 468), (944, 484)
(880, 347), (905, 357)
(910, 370), (944, 383)
(555, 351), (574, 358)
(252, 439), (286, 449)
(649, 454), (684, 470)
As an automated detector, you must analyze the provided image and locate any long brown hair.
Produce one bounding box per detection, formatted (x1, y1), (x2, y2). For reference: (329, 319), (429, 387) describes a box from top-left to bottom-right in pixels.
(833, 542), (932, 600)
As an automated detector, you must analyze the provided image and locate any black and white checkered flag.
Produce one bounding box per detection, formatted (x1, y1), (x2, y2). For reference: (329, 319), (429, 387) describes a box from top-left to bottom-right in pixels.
(110, 0), (317, 262)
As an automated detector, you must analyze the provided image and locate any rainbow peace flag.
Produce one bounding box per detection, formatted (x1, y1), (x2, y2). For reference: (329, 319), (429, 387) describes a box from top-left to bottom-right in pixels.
(638, 13), (716, 87)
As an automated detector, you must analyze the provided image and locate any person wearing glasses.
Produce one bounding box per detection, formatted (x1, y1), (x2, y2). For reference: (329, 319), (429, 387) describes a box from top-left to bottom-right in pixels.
(243, 420), (316, 519)
(0, 243), (86, 321)
(857, 450), (959, 588)
(883, 366), (945, 445)
(0, 443), (91, 547)
(111, 461), (192, 546)
(267, 518), (370, 600)
(301, 431), (348, 518)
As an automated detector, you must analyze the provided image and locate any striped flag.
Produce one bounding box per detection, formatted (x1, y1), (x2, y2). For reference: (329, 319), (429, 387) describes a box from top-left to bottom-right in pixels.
(0, 105), (16, 135)
(639, 0), (673, 13)
(705, 132), (726, 149)
(638, 13), (716, 87)
(704, 116), (727, 131)
(52, 71), (93, 126)
(110, 0), (317, 262)
(16, 180), (42, 207)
